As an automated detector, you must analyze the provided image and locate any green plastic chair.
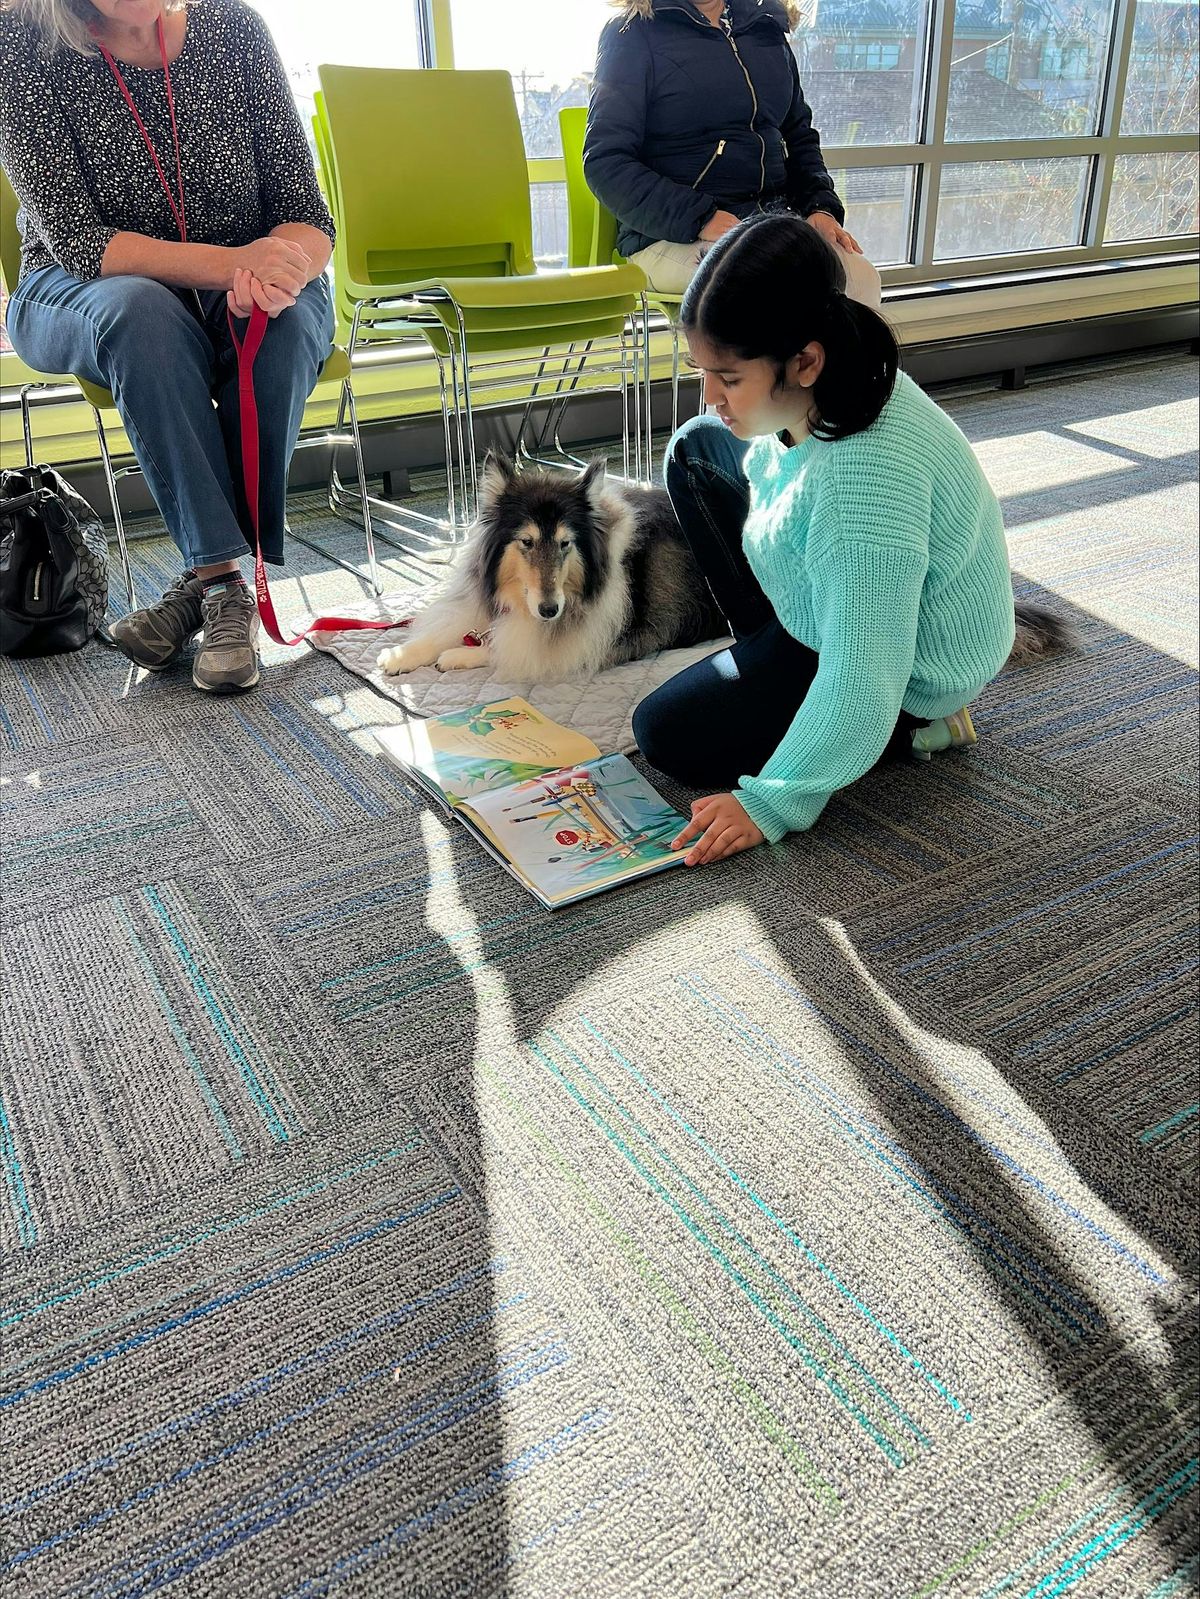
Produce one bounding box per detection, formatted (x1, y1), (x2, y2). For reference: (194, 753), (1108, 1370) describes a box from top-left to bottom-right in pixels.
(313, 91), (457, 568)
(559, 106), (697, 445)
(316, 66), (649, 540)
(1, 167), (377, 597)
(317, 85), (585, 548)
(1, 166), (137, 609)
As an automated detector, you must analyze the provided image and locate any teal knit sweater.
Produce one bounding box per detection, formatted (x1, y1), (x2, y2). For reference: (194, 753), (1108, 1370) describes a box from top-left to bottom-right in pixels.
(734, 372), (1016, 843)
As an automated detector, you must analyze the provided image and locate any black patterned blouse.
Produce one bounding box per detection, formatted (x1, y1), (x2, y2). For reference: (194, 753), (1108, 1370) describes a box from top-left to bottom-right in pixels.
(0, 0), (335, 285)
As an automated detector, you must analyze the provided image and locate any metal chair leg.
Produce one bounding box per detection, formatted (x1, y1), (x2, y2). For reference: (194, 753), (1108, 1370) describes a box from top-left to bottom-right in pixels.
(630, 314), (642, 481)
(516, 343), (593, 474)
(444, 336), (471, 537)
(624, 319), (633, 479)
(343, 379), (381, 595)
(514, 346), (555, 463)
(641, 293), (654, 478)
(435, 352), (459, 531)
(326, 364), (353, 517)
(670, 324), (681, 439)
(451, 305), (480, 527)
(326, 315), (457, 564)
(92, 407), (137, 610)
(548, 346), (594, 468)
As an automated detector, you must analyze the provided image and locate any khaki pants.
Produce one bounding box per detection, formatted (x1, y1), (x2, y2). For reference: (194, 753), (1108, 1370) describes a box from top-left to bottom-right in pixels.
(628, 235), (883, 309)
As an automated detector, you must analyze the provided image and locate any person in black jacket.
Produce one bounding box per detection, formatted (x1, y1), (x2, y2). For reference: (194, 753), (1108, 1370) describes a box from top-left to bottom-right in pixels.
(584, 0), (879, 302)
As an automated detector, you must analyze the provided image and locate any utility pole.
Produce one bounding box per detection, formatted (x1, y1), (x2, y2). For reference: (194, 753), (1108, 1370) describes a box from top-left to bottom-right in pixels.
(513, 68), (545, 119)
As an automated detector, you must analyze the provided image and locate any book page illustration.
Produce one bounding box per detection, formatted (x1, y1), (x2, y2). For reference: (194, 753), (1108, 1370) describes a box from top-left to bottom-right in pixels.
(462, 753), (684, 904)
(376, 699), (602, 807)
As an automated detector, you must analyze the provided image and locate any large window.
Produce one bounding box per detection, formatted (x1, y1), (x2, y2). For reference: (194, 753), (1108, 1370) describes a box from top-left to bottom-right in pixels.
(934, 156), (1091, 257)
(3, 0), (1195, 362)
(1107, 149), (1200, 238)
(445, 0), (610, 261)
(781, 0), (1198, 275)
(945, 0), (1117, 141)
(448, 0), (610, 157)
(1122, 0), (1200, 133)
(255, 1), (420, 117)
(827, 166), (918, 265)
(253, 0), (421, 185)
(792, 0), (932, 145)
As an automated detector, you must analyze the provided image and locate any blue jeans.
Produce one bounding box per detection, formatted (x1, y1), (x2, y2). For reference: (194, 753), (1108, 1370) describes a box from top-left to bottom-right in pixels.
(6, 267), (335, 569)
(633, 415), (918, 788)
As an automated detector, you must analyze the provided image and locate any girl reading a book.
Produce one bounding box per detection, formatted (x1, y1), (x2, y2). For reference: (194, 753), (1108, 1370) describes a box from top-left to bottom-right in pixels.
(632, 212), (1027, 868)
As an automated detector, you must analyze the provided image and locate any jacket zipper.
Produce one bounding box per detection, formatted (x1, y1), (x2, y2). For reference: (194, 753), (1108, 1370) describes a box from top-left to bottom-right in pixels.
(32, 561), (43, 603)
(692, 139), (726, 188)
(725, 31), (767, 203)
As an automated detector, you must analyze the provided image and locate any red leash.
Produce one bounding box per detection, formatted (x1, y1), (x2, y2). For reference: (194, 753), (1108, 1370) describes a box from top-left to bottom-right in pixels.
(228, 305), (398, 647)
(100, 17), (399, 649)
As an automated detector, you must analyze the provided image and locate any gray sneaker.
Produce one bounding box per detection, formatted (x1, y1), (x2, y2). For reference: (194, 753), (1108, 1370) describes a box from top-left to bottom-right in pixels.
(108, 571), (204, 669)
(193, 582), (261, 693)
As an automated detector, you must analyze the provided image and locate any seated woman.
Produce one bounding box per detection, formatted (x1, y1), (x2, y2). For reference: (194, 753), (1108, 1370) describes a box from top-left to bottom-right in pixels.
(584, 0), (879, 306)
(633, 214), (1038, 868)
(0, 0), (336, 693)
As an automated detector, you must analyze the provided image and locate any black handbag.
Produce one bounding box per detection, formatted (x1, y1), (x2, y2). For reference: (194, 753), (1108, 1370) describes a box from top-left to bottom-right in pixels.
(0, 464), (109, 657)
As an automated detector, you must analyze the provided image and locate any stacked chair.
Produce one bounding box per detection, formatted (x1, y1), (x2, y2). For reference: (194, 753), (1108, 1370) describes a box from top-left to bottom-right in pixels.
(313, 67), (649, 568)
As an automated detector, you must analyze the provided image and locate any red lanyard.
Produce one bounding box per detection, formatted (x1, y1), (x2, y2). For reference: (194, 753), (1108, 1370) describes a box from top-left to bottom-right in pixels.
(97, 17), (187, 243)
(96, 16), (397, 647)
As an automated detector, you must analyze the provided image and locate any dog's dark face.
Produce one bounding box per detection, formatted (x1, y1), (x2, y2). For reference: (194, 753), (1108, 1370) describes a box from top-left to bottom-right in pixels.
(475, 455), (610, 624)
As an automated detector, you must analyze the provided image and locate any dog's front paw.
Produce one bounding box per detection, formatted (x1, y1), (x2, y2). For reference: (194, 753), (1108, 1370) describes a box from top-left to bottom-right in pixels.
(377, 644), (424, 675)
(434, 646), (488, 672)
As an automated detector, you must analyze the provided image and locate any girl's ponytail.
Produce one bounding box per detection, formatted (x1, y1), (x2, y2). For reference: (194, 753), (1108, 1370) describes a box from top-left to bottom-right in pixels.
(681, 213), (900, 443)
(808, 293), (898, 442)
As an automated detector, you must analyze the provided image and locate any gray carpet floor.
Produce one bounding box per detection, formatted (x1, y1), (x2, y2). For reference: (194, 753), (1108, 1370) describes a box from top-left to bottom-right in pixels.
(1, 349), (1197, 1598)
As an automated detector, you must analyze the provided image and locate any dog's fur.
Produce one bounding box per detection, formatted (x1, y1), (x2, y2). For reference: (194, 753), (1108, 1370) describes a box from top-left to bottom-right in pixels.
(1008, 600), (1078, 667)
(377, 454), (725, 681)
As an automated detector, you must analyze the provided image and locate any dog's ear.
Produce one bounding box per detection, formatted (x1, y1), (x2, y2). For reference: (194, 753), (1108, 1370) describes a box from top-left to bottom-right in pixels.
(578, 458), (607, 502)
(480, 450), (517, 501)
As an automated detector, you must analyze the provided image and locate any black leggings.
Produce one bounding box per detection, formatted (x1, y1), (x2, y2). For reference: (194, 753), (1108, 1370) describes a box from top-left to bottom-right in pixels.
(633, 416), (920, 788)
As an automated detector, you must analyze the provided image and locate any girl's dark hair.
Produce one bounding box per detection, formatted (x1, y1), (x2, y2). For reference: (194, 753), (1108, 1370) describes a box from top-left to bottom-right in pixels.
(680, 213), (899, 442)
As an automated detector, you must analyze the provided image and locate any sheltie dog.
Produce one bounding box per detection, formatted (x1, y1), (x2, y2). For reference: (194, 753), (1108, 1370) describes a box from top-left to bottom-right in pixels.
(377, 453), (725, 680)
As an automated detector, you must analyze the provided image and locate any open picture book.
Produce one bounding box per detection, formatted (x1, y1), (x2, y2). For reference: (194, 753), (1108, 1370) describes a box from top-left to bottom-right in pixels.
(375, 697), (687, 909)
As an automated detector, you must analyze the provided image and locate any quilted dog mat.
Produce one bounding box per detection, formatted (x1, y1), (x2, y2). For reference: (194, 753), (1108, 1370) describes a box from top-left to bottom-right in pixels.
(308, 593), (730, 754)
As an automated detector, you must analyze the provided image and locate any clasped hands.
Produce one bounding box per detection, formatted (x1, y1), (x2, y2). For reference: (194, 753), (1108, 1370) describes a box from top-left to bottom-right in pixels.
(227, 236), (311, 319)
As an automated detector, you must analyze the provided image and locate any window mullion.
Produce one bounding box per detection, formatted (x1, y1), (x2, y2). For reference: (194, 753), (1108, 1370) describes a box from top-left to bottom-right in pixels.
(1087, 0), (1141, 245)
(1100, 0), (1141, 140)
(913, 0), (958, 269)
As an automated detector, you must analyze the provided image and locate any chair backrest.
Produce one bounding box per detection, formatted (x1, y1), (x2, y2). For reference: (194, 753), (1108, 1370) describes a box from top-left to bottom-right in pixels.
(558, 107), (593, 269)
(0, 166), (23, 293)
(318, 66), (536, 287)
(311, 93), (338, 222)
(558, 106), (620, 269)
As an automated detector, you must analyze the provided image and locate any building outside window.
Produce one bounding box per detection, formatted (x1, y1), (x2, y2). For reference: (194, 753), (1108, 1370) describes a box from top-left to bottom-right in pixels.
(833, 40), (904, 70)
(1040, 43), (1091, 79)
